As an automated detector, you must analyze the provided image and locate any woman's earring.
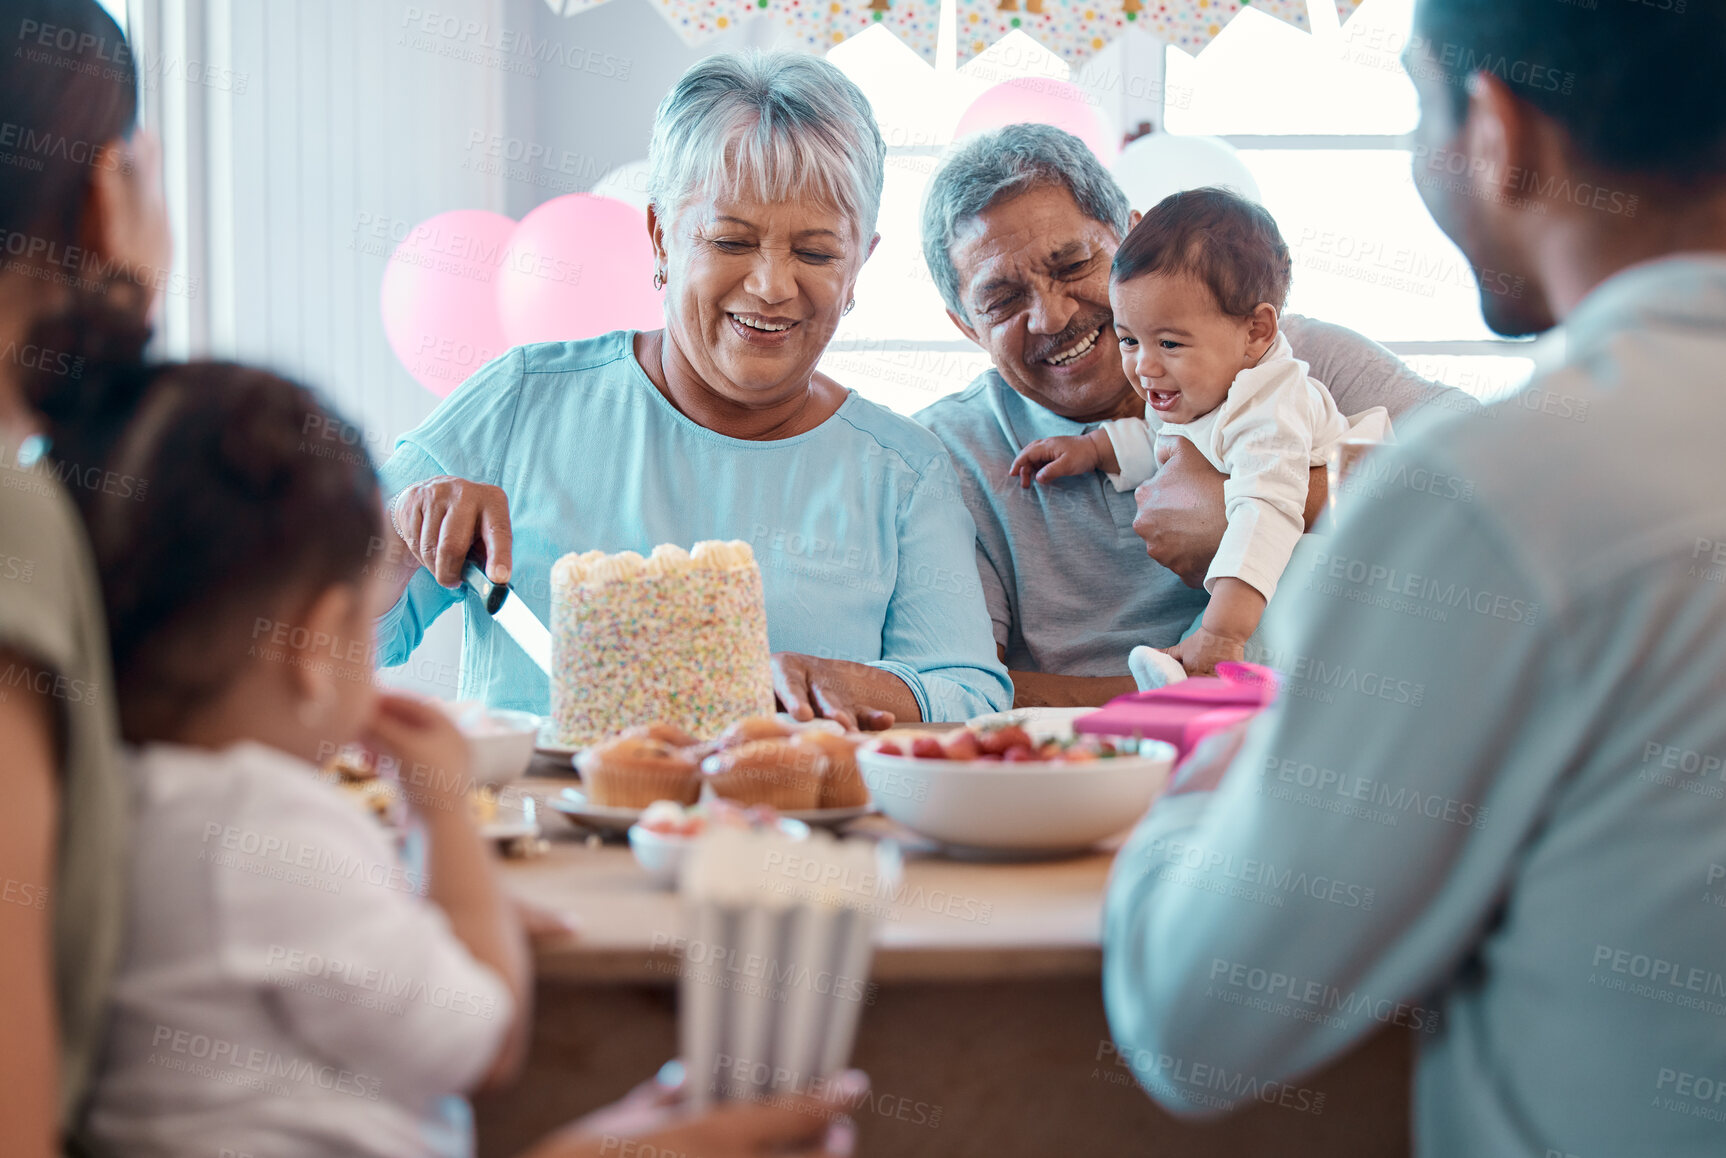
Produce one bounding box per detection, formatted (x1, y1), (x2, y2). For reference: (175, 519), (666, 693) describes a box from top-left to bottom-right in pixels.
(843, 298), (856, 315)
(653, 270), (666, 291)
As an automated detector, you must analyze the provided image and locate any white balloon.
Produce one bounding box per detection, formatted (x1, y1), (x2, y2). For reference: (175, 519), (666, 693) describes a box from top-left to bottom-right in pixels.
(591, 159), (652, 214)
(1110, 133), (1262, 212)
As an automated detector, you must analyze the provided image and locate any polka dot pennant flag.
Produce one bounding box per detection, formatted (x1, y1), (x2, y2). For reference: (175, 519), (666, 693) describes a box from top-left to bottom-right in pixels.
(775, 0), (943, 67)
(1245, 0), (1310, 32)
(954, 0), (1129, 69)
(1138, 0), (1246, 56)
(605, 1), (1347, 61)
(650, 0), (765, 46)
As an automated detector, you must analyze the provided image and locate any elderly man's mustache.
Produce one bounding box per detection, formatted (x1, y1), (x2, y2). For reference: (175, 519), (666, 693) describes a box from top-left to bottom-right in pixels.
(1024, 311), (1113, 366)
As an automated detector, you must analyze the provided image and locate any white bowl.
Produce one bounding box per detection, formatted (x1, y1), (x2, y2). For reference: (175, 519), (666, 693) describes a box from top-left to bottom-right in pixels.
(857, 740), (1175, 855)
(628, 817), (810, 889)
(463, 709), (542, 785)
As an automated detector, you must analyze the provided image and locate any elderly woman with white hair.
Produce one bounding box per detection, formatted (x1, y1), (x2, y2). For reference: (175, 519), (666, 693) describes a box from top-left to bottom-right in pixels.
(375, 51), (1011, 728)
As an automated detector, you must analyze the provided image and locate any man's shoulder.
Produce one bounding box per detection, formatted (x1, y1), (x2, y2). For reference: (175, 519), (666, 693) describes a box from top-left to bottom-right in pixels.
(1281, 313), (1479, 424)
(915, 369), (1018, 457)
(1371, 347), (1696, 596)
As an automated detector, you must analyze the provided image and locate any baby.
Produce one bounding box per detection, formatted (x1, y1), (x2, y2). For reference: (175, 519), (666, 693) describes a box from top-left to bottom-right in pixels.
(1009, 187), (1390, 683)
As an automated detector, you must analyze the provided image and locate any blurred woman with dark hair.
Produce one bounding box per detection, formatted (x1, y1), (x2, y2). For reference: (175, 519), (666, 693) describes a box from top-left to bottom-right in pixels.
(0, 1), (168, 1154)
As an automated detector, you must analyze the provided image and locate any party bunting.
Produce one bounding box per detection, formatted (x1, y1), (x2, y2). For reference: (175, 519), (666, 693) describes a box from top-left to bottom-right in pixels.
(1247, 0), (1311, 32)
(650, 0), (764, 46)
(1136, 1), (1245, 56)
(954, 0), (1129, 68)
(775, 1), (943, 67)
(558, 1), (1360, 63)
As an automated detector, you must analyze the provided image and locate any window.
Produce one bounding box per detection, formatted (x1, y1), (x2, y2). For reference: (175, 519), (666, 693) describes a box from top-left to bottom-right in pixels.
(817, 22), (1082, 416)
(820, 0), (1532, 416)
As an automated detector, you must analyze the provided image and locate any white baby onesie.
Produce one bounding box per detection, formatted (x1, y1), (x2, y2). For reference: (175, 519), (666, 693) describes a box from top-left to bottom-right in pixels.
(1102, 331), (1392, 603)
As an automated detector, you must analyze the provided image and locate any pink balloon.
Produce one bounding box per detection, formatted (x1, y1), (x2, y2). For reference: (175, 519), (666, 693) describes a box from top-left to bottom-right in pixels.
(380, 209), (516, 398)
(497, 194), (664, 346)
(954, 78), (1117, 164)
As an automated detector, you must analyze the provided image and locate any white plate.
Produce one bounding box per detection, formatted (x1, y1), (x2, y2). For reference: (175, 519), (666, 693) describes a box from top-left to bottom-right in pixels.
(534, 723), (582, 759)
(628, 817), (811, 889)
(966, 707), (1093, 741)
(548, 788), (872, 835)
(478, 792), (541, 842)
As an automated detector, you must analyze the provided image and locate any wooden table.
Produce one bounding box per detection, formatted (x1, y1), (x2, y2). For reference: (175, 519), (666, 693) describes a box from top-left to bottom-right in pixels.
(475, 765), (1412, 1158)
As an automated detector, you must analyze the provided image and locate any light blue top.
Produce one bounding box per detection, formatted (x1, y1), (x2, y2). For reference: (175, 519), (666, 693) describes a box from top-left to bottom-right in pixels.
(375, 331), (1011, 723)
(916, 314), (1472, 676)
(1102, 257), (1726, 1157)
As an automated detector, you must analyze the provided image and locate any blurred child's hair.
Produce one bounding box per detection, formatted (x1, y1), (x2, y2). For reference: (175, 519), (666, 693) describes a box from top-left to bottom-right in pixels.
(1111, 187), (1291, 318)
(24, 298), (383, 741)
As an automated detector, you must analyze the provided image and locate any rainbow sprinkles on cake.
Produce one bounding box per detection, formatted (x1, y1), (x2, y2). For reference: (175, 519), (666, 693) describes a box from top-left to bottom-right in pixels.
(549, 540), (775, 747)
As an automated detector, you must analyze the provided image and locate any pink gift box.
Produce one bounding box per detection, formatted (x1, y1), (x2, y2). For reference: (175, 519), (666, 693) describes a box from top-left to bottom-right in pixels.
(1074, 662), (1279, 761)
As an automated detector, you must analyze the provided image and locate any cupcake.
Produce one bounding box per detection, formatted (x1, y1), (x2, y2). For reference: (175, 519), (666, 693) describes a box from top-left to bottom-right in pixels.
(620, 722), (701, 748)
(700, 740), (823, 810)
(792, 731), (870, 809)
(578, 737), (699, 807)
(715, 715), (795, 749)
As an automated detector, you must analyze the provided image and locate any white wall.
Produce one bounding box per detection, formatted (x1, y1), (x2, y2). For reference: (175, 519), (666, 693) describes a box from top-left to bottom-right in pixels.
(496, 0), (764, 218)
(133, 0), (520, 697)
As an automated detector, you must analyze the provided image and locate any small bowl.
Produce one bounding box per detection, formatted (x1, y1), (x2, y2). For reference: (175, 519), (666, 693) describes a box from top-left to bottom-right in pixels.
(628, 817), (811, 889)
(462, 709), (542, 785)
(857, 738), (1175, 855)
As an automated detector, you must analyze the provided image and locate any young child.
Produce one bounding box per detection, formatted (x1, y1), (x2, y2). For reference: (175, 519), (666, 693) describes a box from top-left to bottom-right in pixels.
(28, 349), (529, 1158)
(1009, 188), (1390, 682)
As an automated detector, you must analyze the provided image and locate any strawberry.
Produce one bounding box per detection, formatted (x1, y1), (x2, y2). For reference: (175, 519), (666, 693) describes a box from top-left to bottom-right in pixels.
(1003, 745), (1040, 762)
(943, 732), (983, 761)
(874, 741), (903, 757)
(978, 724), (1033, 755)
(910, 737), (946, 760)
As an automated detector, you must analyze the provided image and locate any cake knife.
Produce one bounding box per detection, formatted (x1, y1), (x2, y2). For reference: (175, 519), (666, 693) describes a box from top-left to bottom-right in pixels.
(462, 560), (552, 675)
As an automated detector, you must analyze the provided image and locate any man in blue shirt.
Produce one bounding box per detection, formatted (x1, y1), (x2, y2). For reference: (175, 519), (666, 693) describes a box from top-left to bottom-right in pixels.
(914, 126), (1475, 708)
(1103, 3), (1726, 1155)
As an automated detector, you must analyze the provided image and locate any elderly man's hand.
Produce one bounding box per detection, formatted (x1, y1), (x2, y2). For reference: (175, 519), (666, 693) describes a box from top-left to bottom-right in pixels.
(771, 653), (916, 731)
(1133, 442), (1330, 587)
(391, 475), (514, 588)
(1132, 440), (1228, 588)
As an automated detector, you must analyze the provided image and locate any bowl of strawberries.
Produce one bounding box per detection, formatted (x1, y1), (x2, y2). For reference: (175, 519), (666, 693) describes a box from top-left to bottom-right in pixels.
(856, 722), (1175, 855)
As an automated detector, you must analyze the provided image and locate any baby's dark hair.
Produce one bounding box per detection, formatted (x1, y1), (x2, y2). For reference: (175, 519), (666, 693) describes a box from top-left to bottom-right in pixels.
(24, 298), (382, 741)
(1111, 187), (1291, 318)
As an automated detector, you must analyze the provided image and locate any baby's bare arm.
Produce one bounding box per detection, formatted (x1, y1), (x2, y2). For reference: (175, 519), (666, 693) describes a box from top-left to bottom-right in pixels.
(1007, 430), (1115, 487)
(1087, 427), (1120, 475)
(1163, 577), (1268, 677)
(1202, 577), (1267, 643)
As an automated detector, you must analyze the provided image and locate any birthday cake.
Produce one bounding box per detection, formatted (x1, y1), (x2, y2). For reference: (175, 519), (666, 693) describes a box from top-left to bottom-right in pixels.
(549, 540), (775, 748)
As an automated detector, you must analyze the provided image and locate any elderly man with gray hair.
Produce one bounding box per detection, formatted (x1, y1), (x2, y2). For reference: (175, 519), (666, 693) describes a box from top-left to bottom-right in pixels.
(916, 124), (1473, 706)
(374, 51), (1011, 731)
